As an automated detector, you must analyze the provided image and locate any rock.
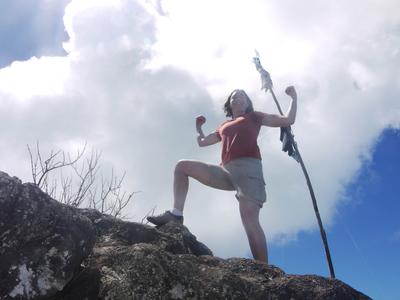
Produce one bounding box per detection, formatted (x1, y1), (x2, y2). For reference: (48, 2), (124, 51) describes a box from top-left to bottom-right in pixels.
(57, 243), (371, 300)
(0, 171), (96, 300)
(57, 212), (370, 300)
(0, 170), (372, 300)
(78, 209), (212, 256)
(156, 222), (212, 256)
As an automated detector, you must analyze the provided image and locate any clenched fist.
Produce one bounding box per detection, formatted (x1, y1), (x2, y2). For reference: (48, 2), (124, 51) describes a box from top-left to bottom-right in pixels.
(285, 86), (297, 99)
(196, 115), (206, 126)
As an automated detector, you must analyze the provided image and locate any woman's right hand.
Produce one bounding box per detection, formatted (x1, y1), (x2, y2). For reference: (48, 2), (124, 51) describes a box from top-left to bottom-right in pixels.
(196, 115), (206, 131)
(285, 86), (297, 100)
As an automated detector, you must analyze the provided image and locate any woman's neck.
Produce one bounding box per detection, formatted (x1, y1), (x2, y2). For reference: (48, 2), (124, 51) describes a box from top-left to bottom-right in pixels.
(233, 111), (246, 119)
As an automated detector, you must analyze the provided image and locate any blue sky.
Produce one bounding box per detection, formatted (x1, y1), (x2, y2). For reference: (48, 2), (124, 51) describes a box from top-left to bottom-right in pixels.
(0, 1), (399, 299)
(0, 0), (69, 68)
(268, 128), (400, 300)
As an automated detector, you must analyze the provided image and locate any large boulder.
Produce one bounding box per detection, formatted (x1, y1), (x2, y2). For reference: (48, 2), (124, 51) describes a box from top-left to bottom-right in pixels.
(0, 171), (371, 300)
(0, 171), (96, 299)
(56, 212), (371, 299)
(57, 241), (371, 300)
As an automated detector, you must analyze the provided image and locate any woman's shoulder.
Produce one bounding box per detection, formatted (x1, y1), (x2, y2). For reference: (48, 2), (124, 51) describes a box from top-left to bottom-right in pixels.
(217, 119), (232, 130)
(250, 111), (266, 124)
(252, 110), (266, 116)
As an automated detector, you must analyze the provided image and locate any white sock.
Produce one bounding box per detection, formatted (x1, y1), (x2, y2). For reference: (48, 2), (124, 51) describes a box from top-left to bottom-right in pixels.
(171, 208), (183, 217)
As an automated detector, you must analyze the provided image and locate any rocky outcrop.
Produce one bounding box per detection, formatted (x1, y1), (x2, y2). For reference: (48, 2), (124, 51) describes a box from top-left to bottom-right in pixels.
(0, 171), (371, 300)
(58, 241), (369, 300)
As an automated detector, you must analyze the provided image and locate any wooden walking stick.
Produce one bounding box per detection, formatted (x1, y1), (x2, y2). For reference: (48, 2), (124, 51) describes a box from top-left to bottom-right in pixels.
(253, 51), (336, 279)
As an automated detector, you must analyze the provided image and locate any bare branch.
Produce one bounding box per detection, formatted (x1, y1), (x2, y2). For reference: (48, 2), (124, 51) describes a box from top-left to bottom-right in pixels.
(141, 206), (157, 224)
(27, 142), (135, 219)
(27, 144), (37, 184)
(36, 143), (87, 187)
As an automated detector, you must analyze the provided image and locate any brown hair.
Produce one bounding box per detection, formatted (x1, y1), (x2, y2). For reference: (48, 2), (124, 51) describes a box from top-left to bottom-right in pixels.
(223, 89), (254, 118)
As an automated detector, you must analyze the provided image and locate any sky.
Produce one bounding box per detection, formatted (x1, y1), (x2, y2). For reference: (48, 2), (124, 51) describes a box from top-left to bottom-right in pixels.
(0, 0), (399, 299)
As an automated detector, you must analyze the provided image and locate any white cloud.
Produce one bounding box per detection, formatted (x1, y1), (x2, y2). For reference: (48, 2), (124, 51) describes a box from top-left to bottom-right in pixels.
(0, 0), (399, 259)
(0, 57), (69, 99)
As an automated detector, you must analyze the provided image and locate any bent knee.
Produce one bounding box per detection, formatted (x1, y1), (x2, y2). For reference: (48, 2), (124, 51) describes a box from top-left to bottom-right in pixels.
(175, 159), (193, 174)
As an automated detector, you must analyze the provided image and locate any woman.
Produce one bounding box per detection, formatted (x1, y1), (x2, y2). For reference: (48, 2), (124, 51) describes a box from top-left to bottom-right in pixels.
(148, 86), (297, 263)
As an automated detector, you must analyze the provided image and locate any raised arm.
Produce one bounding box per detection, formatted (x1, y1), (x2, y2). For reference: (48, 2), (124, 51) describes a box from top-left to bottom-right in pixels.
(196, 116), (221, 147)
(261, 86), (297, 127)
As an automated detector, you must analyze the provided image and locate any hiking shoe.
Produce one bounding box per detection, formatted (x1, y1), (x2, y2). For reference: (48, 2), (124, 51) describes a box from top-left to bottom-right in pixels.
(147, 210), (184, 226)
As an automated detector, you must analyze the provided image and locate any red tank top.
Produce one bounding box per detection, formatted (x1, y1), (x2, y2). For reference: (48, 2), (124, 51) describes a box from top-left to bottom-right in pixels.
(216, 111), (265, 165)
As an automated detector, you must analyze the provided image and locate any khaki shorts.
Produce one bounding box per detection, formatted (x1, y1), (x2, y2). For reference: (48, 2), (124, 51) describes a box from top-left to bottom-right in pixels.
(208, 157), (267, 207)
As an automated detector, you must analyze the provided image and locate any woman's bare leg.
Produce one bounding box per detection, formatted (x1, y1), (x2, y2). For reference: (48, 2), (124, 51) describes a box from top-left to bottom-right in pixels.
(239, 199), (268, 263)
(174, 159), (234, 211)
(148, 160), (234, 226)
